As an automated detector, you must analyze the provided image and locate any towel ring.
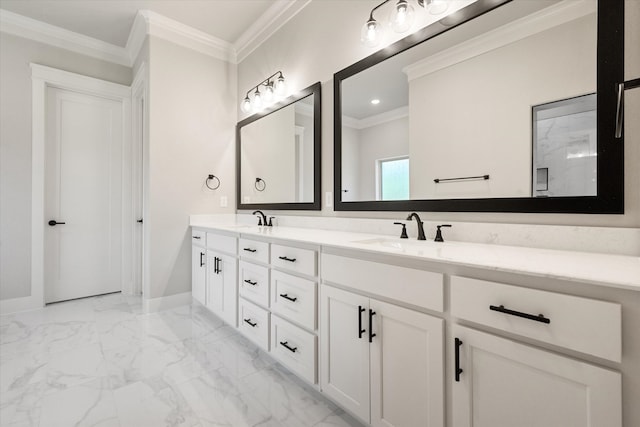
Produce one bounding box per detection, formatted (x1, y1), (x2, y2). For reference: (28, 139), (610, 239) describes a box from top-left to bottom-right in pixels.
(205, 174), (220, 190)
(255, 177), (266, 192)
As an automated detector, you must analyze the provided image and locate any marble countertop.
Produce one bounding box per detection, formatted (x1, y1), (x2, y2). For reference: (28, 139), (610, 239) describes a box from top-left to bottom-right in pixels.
(190, 219), (640, 292)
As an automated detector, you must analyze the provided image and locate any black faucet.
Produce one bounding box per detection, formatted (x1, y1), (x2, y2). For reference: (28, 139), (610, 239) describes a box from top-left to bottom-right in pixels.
(434, 224), (452, 242)
(252, 210), (267, 226)
(406, 213), (426, 240)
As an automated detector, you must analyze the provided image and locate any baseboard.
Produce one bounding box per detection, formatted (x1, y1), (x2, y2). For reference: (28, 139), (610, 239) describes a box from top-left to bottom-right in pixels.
(0, 294), (43, 315)
(142, 291), (192, 313)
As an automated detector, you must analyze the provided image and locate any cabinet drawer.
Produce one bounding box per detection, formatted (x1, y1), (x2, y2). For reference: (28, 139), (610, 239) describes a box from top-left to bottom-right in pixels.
(271, 244), (316, 277)
(271, 270), (316, 331)
(238, 298), (269, 351)
(271, 314), (317, 384)
(191, 229), (205, 246)
(239, 238), (269, 264)
(321, 254), (444, 313)
(239, 261), (269, 307)
(206, 232), (237, 255)
(450, 276), (622, 362)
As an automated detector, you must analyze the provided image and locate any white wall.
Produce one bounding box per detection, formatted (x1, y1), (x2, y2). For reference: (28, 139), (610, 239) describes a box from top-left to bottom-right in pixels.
(146, 36), (236, 299)
(237, 0), (640, 228)
(0, 32), (131, 301)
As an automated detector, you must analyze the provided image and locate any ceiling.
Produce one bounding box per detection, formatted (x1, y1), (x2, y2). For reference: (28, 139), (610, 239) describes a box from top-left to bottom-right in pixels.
(0, 0), (284, 47)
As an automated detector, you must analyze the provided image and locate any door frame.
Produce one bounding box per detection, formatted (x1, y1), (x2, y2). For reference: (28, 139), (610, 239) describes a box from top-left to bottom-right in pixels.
(30, 63), (132, 309)
(131, 63), (147, 297)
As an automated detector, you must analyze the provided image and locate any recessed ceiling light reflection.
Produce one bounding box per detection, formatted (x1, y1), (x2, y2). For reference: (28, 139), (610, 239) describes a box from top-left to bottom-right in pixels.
(371, 99), (381, 105)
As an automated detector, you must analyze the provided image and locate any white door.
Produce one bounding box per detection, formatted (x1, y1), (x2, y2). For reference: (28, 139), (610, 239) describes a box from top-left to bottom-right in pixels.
(207, 251), (237, 326)
(452, 325), (622, 427)
(192, 245), (206, 305)
(44, 87), (124, 303)
(370, 299), (444, 427)
(320, 285), (371, 423)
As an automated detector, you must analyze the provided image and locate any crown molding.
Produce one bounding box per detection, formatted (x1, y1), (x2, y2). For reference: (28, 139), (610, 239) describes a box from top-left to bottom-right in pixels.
(0, 9), (130, 66)
(234, 0), (311, 63)
(404, 0), (596, 81)
(343, 106), (409, 130)
(139, 10), (236, 63)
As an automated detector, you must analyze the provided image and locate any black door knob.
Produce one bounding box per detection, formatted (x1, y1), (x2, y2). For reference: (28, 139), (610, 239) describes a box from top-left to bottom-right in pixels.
(48, 220), (66, 226)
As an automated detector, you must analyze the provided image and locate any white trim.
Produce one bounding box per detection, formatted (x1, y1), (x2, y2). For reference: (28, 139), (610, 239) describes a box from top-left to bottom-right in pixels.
(404, 0), (597, 81)
(28, 64), (132, 311)
(342, 106), (409, 130)
(143, 292), (193, 313)
(234, 0), (311, 63)
(0, 9), (130, 66)
(130, 63), (147, 297)
(126, 12), (148, 65)
(141, 10), (236, 63)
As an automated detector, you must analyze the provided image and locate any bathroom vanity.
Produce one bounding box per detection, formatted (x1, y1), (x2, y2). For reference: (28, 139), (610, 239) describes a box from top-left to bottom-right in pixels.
(190, 218), (639, 427)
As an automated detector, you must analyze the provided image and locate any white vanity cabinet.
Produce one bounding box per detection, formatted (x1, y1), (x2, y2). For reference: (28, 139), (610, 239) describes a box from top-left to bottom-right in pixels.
(205, 231), (238, 327)
(450, 276), (622, 427)
(320, 254), (445, 427)
(452, 325), (621, 427)
(191, 229), (206, 306)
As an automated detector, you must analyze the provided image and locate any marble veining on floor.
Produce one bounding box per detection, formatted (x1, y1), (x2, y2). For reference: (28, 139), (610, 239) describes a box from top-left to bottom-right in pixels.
(0, 294), (364, 427)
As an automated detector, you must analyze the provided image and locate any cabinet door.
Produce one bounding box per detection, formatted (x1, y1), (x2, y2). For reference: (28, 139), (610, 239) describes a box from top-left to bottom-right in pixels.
(207, 251), (238, 327)
(320, 285), (371, 423)
(452, 325), (621, 427)
(370, 299), (444, 427)
(191, 245), (206, 305)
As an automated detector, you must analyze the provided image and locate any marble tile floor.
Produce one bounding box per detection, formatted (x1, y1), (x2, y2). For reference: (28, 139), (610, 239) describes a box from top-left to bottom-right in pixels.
(0, 293), (365, 427)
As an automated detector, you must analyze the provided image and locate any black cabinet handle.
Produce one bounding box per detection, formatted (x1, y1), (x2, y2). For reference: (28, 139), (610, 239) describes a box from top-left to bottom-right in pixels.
(137, 219), (143, 224)
(243, 279), (257, 286)
(200, 252), (204, 267)
(455, 338), (463, 382)
(489, 304), (550, 324)
(368, 309), (376, 343)
(243, 248), (257, 253)
(279, 293), (297, 302)
(192, 235), (201, 239)
(214, 257), (222, 274)
(279, 341), (297, 353)
(48, 220), (66, 226)
(278, 256), (297, 263)
(243, 318), (257, 327)
(358, 305), (366, 339)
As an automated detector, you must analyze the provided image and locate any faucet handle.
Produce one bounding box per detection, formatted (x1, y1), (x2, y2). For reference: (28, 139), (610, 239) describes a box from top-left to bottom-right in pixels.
(434, 224), (452, 242)
(393, 222), (408, 239)
(267, 217), (275, 227)
(256, 216), (263, 226)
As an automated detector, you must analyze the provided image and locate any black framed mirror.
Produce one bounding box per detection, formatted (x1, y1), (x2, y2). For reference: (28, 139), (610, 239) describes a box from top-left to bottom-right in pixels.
(237, 82), (321, 210)
(334, 0), (624, 213)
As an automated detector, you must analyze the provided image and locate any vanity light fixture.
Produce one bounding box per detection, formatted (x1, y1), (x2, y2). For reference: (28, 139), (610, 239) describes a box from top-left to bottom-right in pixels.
(361, 0), (450, 47)
(240, 71), (287, 114)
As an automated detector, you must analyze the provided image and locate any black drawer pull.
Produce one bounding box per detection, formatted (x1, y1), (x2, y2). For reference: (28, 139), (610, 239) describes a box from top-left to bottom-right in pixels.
(368, 309), (376, 343)
(200, 252), (205, 267)
(358, 305), (366, 339)
(489, 305), (550, 324)
(244, 279), (257, 286)
(279, 341), (297, 353)
(192, 236), (201, 240)
(243, 318), (257, 327)
(279, 293), (297, 302)
(243, 248), (257, 253)
(455, 338), (463, 382)
(278, 256), (297, 263)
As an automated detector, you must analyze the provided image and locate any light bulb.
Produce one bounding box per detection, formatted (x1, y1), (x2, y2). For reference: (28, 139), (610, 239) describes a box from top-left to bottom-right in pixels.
(390, 0), (415, 33)
(361, 18), (383, 47)
(240, 96), (252, 113)
(274, 75), (286, 97)
(427, 0), (448, 15)
(253, 89), (263, 110)
(263, 83), (275, 103)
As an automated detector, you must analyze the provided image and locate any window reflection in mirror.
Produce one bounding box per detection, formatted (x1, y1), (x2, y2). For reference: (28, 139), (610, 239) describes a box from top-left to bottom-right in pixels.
(340, 0), (597, 202)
